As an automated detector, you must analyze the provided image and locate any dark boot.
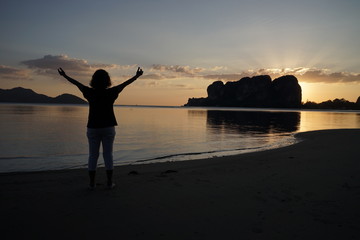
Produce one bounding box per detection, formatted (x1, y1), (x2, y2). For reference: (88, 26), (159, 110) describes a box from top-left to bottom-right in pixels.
(106, 170), (115, 189)
(88, 170), (96, 189)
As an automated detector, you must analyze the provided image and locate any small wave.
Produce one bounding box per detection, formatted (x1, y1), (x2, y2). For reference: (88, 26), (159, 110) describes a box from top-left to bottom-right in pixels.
(131, 135), (298, 165)
(0, 156), (39, 161)
(134, 146), (263, 163)
(0, 153), (87, 161)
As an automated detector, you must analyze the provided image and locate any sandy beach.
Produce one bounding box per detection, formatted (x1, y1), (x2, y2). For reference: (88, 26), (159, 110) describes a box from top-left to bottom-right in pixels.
(1, 129), (360, 239)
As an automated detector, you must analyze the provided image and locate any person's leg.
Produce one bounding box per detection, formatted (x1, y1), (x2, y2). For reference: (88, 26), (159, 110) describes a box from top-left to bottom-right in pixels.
(102, 127), (116, 187)
(87, 128), (101, 188)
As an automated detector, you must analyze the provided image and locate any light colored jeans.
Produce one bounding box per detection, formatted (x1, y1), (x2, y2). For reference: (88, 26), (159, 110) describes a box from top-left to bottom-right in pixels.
(86, 127), (116, 171)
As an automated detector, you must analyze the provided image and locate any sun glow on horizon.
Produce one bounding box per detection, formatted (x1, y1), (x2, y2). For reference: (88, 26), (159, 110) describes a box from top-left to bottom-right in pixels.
(299, 82), (360, 103)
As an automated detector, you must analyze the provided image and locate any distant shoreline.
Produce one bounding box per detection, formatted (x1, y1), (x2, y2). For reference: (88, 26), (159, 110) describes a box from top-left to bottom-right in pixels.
(2, 102), (360, 113)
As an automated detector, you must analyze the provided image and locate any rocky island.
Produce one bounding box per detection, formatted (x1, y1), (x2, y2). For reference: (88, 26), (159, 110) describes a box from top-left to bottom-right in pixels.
(185, 75), (302, 108)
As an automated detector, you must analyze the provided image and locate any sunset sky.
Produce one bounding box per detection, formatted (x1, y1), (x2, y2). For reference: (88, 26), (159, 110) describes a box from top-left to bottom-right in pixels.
(1, 0), (359, 106)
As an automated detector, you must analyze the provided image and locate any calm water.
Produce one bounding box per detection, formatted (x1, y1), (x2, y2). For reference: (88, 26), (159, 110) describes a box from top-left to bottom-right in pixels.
(0, 103), (359, 173)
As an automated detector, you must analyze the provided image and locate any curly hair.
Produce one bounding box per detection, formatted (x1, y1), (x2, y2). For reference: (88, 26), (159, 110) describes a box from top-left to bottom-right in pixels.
(90, 69), (111, 89)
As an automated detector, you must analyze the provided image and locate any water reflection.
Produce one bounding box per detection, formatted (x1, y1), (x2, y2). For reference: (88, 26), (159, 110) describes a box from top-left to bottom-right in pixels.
(0, 103), (85, 117)
(3, 104), (37, 115)
(299, 110), (360, 132)
(58, 105), (85, 113)
(189, 110), (300, 135)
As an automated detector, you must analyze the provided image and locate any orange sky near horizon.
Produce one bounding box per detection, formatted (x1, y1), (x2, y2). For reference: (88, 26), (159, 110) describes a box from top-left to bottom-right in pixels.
(11, 72), (357, 107)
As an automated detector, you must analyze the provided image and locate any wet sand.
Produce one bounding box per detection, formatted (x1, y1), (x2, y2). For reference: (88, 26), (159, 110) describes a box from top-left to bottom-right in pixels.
(1, 129), (360, 239)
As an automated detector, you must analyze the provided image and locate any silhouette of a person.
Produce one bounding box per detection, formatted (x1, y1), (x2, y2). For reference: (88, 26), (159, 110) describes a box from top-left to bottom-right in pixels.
(58, 67), (143, 189)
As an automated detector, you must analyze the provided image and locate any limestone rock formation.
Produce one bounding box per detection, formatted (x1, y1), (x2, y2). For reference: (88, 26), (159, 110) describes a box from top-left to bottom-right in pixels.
(185, 75), (302, 108)
(270, 75), (302, 108)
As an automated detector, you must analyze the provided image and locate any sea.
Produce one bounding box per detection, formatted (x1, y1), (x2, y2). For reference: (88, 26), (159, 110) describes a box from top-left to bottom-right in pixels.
(0, 103), (359, 173)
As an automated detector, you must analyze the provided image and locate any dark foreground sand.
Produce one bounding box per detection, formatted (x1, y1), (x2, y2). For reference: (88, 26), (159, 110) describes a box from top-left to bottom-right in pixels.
(1, 129), (360, 240)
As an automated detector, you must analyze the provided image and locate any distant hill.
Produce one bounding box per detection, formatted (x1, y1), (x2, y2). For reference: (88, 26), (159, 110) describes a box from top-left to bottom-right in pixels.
(0, 87), (87, 104)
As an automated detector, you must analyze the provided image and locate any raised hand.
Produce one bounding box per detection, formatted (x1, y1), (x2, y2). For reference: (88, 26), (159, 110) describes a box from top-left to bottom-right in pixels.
(58, 68), (66, 77)
(136, 67), (143, 77)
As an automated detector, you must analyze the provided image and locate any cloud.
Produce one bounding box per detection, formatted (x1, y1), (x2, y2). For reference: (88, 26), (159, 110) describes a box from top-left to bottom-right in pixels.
(258, 68), (360, 84)
(300, 69), (360, 83)
(0, 65), (30, 80)
(202, 67), (360, 84)
(134, 64), (360, 84)
(20, 54), (132, 79)
(140, 73), (171, 80)
(22, 55), (91, 72)
(150, 64), (205, 75)
(202, 73), (251, 81)
(142, 64), (229, 81)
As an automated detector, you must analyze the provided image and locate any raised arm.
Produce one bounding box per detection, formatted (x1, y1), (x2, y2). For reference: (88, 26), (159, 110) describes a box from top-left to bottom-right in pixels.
(114, 67), (143, 92)
(57, 68), (86, 91)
